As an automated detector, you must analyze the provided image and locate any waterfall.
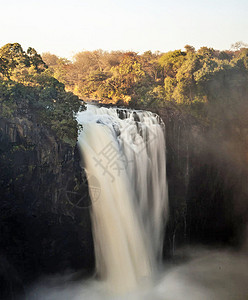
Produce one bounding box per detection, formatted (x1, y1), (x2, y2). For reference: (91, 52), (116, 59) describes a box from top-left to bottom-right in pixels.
(77, 105), (168, 294)
(26, 105), (248, 300)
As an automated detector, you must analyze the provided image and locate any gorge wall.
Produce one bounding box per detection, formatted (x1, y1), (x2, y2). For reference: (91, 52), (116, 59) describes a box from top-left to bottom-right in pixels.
(157, 106), (248, 257)
(0, 115), (94, 299)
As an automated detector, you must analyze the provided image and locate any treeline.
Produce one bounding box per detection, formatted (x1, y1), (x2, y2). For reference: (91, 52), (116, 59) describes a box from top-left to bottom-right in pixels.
(1, 42), (248, 138)
(0, 43), (83, 144)
(42, 43), (248, 110)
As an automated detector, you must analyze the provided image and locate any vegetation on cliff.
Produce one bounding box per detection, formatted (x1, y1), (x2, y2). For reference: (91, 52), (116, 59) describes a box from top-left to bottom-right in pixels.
(0, 43), (84, 144)
(1, 41), (247, 146)
(42, 43), (248, 108)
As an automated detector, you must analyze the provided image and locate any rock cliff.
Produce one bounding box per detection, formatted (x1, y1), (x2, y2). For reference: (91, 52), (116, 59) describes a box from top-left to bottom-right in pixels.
(0, 115), (94, 298)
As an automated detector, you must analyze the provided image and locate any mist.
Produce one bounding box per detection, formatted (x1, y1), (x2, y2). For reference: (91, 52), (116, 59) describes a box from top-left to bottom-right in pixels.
(25, 248), (248, 300)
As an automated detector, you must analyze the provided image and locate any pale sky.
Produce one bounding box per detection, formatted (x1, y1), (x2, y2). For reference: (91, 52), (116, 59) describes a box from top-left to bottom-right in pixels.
(1, 0), (247, 59)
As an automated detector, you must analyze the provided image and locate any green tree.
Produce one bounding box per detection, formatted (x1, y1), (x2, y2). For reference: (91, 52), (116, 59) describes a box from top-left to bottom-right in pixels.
(159, 50), (186, 78)
(0, 43), (29, 79)
(27, 47), (47, 72)
(0, 43), (84, 144)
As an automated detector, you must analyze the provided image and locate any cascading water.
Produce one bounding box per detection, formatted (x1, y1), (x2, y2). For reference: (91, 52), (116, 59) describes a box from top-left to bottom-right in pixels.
(77, 104), (168, 294)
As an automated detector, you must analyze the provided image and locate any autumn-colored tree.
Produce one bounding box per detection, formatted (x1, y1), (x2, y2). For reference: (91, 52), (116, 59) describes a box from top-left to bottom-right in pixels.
(140, 50), (162, 82)
(42, 52), (60, 67)
(37, 45), (248, 111)
(184, 45), (195, 54)
(230, 41), (248, 51)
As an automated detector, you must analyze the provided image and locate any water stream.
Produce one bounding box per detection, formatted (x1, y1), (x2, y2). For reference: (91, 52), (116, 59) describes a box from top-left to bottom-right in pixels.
(77, 104), (168, 293)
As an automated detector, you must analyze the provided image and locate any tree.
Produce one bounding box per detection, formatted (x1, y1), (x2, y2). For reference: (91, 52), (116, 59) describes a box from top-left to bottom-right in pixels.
(27, 47), (47, 72)
(184, 45), (195, 53)
(0, 57), (8, 78)
(159, 50), (186, 78)
(140, 50), (162, 82)
(111, 52), (145, 97)
(197, 47), (215, 58)
(42, 52), (60, 67)
(0, 43), (29, 78)
(231, 41), (248, 51)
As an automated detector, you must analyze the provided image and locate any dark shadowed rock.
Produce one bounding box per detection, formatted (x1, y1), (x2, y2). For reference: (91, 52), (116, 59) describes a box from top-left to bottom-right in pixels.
(156, 106), (248, 257)
(0, 116), (95, 294)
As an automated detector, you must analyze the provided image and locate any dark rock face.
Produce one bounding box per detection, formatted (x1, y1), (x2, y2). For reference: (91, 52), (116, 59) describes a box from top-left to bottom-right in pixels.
(0, 116), (94, 298)
(157, 107), (248, 256)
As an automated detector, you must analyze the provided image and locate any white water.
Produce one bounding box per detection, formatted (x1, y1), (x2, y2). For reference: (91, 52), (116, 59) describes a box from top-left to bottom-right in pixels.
(76, 105), (168, 294)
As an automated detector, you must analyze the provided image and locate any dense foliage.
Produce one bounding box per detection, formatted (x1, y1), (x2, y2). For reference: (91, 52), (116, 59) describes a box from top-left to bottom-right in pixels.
(1, 42), (248, 140)
(42, 45), (248, 129)
(0, 43), (83, 144)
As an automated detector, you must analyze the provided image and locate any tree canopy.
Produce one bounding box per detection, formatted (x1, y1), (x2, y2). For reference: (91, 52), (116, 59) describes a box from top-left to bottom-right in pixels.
(0, 43), (83, 144)
(2, 42), (247, 141)
(41, 43), (248, 113)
